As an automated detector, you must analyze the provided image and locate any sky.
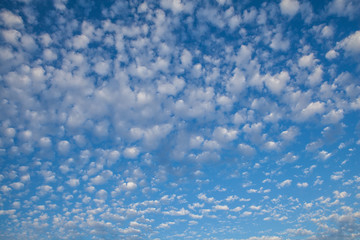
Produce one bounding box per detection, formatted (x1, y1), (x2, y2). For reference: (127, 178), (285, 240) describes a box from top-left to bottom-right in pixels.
(0, 0), (360, 239)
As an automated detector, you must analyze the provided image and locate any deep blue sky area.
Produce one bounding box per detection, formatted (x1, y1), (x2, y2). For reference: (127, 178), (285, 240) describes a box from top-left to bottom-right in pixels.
(0, 0), (360, 239)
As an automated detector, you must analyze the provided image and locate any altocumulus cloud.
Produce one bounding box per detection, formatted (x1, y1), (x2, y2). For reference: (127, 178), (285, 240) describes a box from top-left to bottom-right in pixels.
(0, 0), (360, 239)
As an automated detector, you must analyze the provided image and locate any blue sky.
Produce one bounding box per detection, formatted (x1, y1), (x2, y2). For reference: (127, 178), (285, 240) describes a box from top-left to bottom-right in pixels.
(0, 0), (360, 239)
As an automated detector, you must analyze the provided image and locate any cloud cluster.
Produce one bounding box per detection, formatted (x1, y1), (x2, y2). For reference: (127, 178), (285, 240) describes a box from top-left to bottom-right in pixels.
(0, 0), (360, 239)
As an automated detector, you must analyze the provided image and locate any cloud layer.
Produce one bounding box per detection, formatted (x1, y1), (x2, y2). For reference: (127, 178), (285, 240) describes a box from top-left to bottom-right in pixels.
(0, 0), (360, 239)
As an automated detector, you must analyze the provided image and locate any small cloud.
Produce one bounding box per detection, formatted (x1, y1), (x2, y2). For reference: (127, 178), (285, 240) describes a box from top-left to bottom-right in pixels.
(123, 147), (139, 159)
(298, 53), (317, 68)
(297, 182), (309, 188)
(0, 10), (23, 28)
(325, 49), (339, 59)
(66, 178), (80, 187)
(238, 143), (255, 156)
(72, 35), (90, 49)
(277, 179), (292, 188)
(276, 152), (298, 165)
(94, 61), (110, 76)
(331, 171), (344, 181)
(333, 190), (349, 199)
(318, 150), (332, 160)
(57, 140), (70, 155)
(213, 205), (229, 211)
(337, 30), (360, 56)
(280, 0), (300, 17)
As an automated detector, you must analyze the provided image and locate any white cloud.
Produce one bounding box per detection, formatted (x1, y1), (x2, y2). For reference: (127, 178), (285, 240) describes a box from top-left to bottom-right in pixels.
(333, 190), (349, 199)
(164, 208), (189, 216)
(73, 35), (90, 49)
(213, 205), (229, 211)
(238, 143), (255, 156)
(10, 182), (24, 190)
(264, 71), (290, 95)
(90, 170), (113, 185)
(66, 178), (80, 187)
(160, 0), (184, 14)
(94, 61), (110, 75)
(299, 101), (325, 121)
(280, 0), (300, 17)
(322, 109), (344, 124)
(280, 126), (299, 142)
(298, 53), (317, 68)
(189, 135), (204, 149)
(325, 49), (339, 59)
(308, 65), (323, 86)
(37, 185), (53, 195)
(96, 189), (108, 200)
(180, 49), (192, 66)
(54, 0), (68, 11)
(122, 182), (137, 191)
(276, 152), (298, 165)
(0, 10), (23, 28)
(157, 77), (185, 96)
(57, 140), (70, 154)
(277, 179), (292, 188)
(270, 33), (290, 51)
(123, 147), (139, 159)
(250, 205), (261, 211)
(226, 68), (246, 94)
(331, 171), (344, 180)
(321, 25), (334, 38)
(337, 30), (360, 55)
(297, 182), (309, 188)
(318, 150), (332, 160)
(328, 0), (360, 19)
(263, 141), (280, 151)
(213, 127), (238, 143)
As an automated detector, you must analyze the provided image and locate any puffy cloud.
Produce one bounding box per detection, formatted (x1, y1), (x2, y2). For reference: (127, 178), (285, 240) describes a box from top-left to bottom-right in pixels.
(299, 101), (325, 121)
(333, 190), (349, 199)
(325, 49), (339, 59)
(264, 71), (290, 95)
(297, 182), (309, 188)
(213, 127), (237, 143)
(180, 49), (192, 66)
(0, 10), (23, 28)
(270, 33), (290, 51)
(66, 178), (80, 187)
(73, 35), (90, 49)
(10, 182), (24, 190)
(298, 53), (317, 68)
(94, 61), (110, 75)
(157, 77), (185, 96)
(226, 68), (247, 94)
(337, 30), (360, 55)
(322, 109), (344, 124)
(213, 205), (229, 211)
(96, 189), (108, 200)
(308, 65), (323, 86)
(280, 126), (299, 142)
(164, 208), (190, 216)
(122, 182), (137, 191)
(90, 170), (113, 185)
(57, 140), (70, 155)
(331, 171), (344, 180)
(280, 0), (300, 17)
(276, 152), (298, 165)
(328, 0), (360, 19)
(238, 143), (256, 156)
(277, 179), (292, 188)
(123, 147), (139, 159)
(39, 137), (51, 148)
(318, 150), (332, 160)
